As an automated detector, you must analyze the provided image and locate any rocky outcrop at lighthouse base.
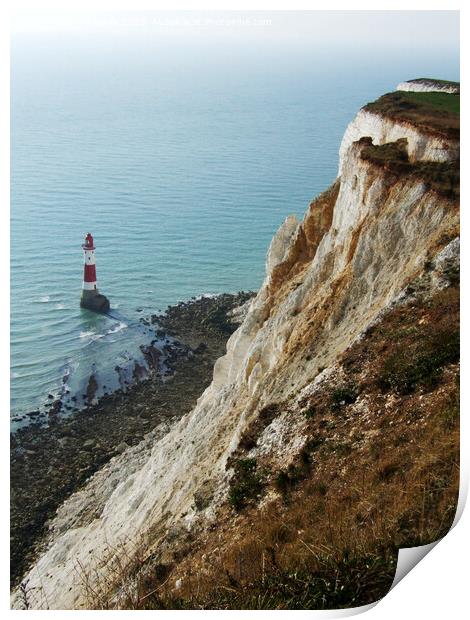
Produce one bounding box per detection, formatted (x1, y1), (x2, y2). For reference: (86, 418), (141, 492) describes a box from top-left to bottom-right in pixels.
(12, 81), (460, 610)
(80, 290), (110, 314)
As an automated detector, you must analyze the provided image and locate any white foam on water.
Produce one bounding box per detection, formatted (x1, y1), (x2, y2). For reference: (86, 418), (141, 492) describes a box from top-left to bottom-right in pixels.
(107, 321), (128, 335)
(79, 330), (105, 342)
(194, 292), (220, 300)
(79, 330), (94, 339)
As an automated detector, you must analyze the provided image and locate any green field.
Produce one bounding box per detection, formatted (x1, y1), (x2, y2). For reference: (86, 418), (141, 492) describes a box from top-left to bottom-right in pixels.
(402, 91), (460, 115)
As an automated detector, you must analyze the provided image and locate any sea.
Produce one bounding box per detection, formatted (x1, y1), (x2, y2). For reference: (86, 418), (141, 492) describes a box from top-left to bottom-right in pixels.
(10, 33), (459, 427)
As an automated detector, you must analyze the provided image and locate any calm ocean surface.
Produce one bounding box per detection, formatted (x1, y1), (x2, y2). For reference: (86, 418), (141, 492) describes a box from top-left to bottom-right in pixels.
(11, 35), (458, 423)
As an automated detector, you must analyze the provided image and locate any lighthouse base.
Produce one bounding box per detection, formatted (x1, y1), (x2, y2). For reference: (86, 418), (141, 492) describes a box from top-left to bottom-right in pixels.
(80, 289), (110, 314)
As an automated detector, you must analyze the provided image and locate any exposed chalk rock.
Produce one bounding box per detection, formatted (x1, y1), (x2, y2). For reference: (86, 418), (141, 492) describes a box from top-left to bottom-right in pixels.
(397, 78), (459, 94)
(339, 109), (459, 175)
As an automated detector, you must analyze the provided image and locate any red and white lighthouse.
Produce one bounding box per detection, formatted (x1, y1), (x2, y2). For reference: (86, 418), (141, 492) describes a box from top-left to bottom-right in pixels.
(80, 233), (110, 313)
(82, 232), (97, 291)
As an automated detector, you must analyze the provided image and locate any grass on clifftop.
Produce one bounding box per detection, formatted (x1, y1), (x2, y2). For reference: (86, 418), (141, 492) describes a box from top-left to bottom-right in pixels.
(403, 91), (460, 115)
(363, 91), (460, 139)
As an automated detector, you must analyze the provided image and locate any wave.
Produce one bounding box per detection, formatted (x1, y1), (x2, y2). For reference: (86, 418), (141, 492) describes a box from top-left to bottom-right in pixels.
(79, 330), (104, 342)
(37, 296), (50, 303)
(194, 292), (220, 300)
(107, 321), (128, 335)
(79, 321), (127, 342)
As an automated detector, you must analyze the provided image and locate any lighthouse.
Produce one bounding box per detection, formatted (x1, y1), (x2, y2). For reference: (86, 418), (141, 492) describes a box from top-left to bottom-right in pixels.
(80, 233), (110, 313)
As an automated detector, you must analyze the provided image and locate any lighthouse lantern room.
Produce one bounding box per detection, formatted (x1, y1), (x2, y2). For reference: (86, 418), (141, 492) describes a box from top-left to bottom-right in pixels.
(80, 233), (110, 313)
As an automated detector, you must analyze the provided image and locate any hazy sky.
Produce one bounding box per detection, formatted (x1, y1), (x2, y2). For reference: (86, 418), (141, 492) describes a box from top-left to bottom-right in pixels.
(11, 10), (459, 53)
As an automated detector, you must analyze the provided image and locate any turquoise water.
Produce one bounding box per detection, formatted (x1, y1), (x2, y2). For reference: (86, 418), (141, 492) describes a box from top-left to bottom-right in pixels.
(11, 35), (459, 422)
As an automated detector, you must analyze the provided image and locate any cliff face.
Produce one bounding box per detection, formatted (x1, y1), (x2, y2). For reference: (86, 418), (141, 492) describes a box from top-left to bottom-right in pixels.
(13, 87), (459, 609)
(397, 78), (460, 94)
(338, 109), (459, 174)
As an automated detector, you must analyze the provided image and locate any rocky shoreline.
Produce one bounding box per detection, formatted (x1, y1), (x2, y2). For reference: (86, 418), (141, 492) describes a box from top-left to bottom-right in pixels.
(10, 291), (254, 587)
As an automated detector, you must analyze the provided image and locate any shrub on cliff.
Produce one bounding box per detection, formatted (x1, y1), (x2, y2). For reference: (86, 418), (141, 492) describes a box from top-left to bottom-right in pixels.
(228, 458), (265, 511)
(378, 328), (459, 394)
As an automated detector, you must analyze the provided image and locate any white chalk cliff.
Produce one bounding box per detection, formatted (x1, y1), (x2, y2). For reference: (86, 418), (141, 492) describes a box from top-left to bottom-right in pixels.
(396, 78), (459, 94)
(339, 109), (459, 174)
(13, 85), (459, 609)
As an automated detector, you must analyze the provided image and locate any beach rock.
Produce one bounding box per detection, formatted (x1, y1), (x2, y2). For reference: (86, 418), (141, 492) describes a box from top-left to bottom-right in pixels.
(133, 361), (147, 382)
(115, 442), (129, 454)
(140, 344), (160, 371)
(48, 400), (62, 416)
(86, 375), (98, 403)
